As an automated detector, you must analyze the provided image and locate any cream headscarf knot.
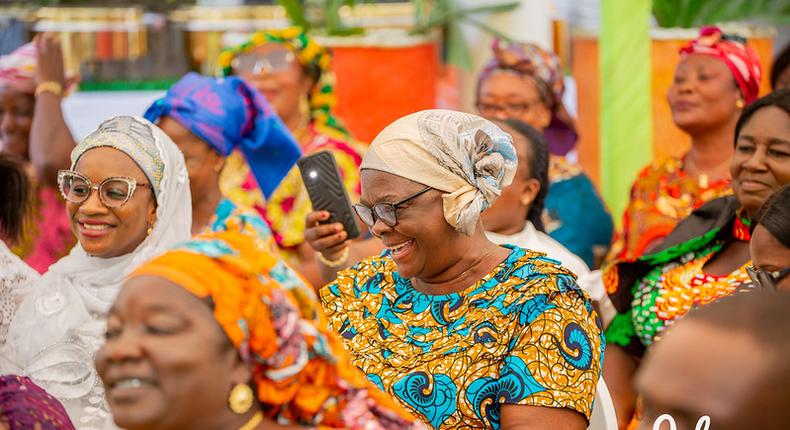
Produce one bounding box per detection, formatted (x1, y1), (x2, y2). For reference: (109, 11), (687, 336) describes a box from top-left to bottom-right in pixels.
(361, 109), (516, 235)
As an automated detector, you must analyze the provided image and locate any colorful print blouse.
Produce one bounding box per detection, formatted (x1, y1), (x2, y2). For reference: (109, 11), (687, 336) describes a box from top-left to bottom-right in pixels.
(320, 245), (604, 429)
(605, 215), (754, 359)
(220, 122), (363, 263)
(609, 157), (732, 261)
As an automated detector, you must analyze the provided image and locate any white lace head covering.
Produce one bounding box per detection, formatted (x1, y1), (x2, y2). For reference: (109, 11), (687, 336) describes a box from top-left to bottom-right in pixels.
(1, 116), (192, 429)
(362, 109), (517, 235)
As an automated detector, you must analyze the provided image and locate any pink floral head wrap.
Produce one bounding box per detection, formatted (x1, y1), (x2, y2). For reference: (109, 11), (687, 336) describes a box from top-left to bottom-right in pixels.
(0, 43), (36, 94)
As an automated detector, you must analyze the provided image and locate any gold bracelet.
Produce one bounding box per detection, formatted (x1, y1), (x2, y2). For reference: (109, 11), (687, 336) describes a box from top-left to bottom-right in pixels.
(317, 247), (350, 268)
(35, 81), (63, 98)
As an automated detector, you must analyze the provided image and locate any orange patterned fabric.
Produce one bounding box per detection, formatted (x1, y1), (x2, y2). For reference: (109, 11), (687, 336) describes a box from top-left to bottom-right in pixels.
(609, 156), (731, 261)
(131, 231), (424, 429)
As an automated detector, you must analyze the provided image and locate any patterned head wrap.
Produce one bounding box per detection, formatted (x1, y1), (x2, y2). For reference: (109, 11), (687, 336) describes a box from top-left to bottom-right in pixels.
(219, 27), (350, 140)
(0, 375), (76, 430)
(144, 72), (302, 199)
(362, 109), (516, 235)
(130, 231), (424, 429)
(680, 26), (763, 104)
(478, 39), (578, 156)
(0, 43), (37, 94)
(71, 116), (166, 197)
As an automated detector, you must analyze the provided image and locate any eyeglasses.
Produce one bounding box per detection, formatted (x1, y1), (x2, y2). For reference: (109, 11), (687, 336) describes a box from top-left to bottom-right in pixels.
(231, 49), (296, 76)
(746, 265), (790, 290)
(353, 187), (432, 228)
(476, 99), (544, 118)
(57, 170), (151, 208)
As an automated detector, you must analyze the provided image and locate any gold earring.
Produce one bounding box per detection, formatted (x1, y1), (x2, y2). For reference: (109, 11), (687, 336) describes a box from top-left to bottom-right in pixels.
(228, 383), (254, 415)
(736, 99), (745, 109)
(146, 224), (153, 236)
(298, 94), (310, 117)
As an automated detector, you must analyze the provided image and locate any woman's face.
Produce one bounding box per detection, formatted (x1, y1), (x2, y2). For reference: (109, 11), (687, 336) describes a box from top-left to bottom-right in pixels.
(731, 106), (790, 216)
(668, 54), (742, 135)
(68, 147), (157, 258)
(477, 72), (552, 131)
(238, 43), (312, 123)
(157, 116), (222, 205)
(0, 87), (33, 160)
(96, 275), (247, 430)
(749, 225), (790, 291)
(360, 170), (461, 280)
(480, 125), (537, 234)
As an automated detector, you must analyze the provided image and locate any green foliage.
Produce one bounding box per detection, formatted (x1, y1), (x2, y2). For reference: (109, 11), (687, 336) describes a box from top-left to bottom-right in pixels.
(653, 0), (790, 28)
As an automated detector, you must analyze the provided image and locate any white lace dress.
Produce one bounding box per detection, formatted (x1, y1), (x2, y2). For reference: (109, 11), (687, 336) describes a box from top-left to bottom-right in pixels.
(0, 241), (39, 344)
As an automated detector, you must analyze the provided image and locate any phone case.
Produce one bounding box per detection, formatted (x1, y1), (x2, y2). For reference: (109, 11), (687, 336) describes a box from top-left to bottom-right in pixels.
(297, 151), (361, 240)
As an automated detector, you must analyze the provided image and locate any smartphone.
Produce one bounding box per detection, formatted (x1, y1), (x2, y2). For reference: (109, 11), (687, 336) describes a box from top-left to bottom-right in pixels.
(297, 151), (361, 240)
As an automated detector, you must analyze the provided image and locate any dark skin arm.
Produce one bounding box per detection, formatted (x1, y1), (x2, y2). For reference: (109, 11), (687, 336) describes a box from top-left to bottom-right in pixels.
(29, 34), (76, 187)
(500, 404), (588, 430)
(603, 344), (639, 429)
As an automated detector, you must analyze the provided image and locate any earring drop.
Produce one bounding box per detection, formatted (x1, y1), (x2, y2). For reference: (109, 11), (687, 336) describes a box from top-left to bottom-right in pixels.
(736, 99), (745, 109)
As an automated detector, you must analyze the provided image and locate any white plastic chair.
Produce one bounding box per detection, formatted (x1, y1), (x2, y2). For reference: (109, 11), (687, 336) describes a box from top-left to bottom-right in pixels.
(588, 378), (618, 430)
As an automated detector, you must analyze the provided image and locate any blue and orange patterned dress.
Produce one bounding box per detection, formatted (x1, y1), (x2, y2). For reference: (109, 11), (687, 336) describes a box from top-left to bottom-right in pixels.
(320, 245), (604, 429)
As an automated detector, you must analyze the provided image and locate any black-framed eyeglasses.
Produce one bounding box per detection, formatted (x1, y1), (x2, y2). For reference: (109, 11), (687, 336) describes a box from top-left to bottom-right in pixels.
(57, 169), (151, 208)
(746, 265), (790, 290)
(353, 187), (432, 228)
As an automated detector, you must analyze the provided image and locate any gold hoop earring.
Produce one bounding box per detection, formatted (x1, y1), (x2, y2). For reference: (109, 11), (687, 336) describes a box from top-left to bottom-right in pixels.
(228, 383), (254, 415)
(736, 99), (745, 109)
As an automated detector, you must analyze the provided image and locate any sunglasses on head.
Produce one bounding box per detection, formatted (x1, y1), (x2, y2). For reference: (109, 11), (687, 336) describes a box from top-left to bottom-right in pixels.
(353, 187), (432, 228)
(746, 265), (790, 290)
(57, 170), (151, 208)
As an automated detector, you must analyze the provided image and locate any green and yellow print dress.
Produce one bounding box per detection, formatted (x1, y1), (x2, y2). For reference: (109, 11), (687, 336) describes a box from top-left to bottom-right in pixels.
(320, 245), (604, 429)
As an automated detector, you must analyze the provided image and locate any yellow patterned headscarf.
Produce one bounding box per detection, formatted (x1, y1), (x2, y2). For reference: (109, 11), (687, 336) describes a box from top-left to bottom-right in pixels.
(218, 27), (349, 140)
(130, 231), (425, 429)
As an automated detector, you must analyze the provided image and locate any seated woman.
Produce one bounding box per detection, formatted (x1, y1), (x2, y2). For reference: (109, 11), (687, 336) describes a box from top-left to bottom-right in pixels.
(477, 39), (613, 268)
(321, 110), (603, 429)
(0, 154), (39, 344)
(603, 89), (790, 428)
(218, 28), (365, 286)
(609, 26), (763, 261)
(748, 184), (790, 290)
(97, 230), (426, 430)
(0, 36), (78, 272)
(144, 72), (301, 240)
(2, 116), (192, 429)
(0, 374), (75, 429)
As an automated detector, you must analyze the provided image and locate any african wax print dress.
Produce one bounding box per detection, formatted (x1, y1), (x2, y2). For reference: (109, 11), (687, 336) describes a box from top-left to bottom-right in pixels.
(609, 156), (732, 262)
(605, 196), (755, 359)
(321, 245), (604, 429)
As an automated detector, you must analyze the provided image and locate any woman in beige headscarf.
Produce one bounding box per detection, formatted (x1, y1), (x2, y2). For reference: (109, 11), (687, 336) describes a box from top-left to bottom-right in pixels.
(320, 110), (603, 429)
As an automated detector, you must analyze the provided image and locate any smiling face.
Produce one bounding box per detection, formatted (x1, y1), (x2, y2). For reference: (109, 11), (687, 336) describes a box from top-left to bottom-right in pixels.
(67, 147), (157, 258)
(96, 275), (248, 430)
(0, 87), (34, 160)
(237, 43), (312, 124)
(730, 106), (790, 217)
(667, 54), (743, 136)
(360, 169), (467, 280)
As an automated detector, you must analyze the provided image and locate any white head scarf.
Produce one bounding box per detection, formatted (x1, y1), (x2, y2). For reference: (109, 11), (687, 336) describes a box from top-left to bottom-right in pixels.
(1, 116), (192, 429)
(361, 109), (517, 234)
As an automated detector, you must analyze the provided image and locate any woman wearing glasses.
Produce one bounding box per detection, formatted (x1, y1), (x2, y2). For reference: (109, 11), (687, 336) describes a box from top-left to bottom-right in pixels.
(604, 89), (790, 428)
(1, 116), (192, 429)
(749, 184), (790, 290)
(217, 28), (364, 287)
(320, 110), (603, 430)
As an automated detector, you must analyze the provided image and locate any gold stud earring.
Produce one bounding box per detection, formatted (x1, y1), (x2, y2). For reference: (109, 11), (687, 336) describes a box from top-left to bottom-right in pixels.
(736, 99), (745, 109)
(146, 224), (153, 236)
(228, 383), (254, 415)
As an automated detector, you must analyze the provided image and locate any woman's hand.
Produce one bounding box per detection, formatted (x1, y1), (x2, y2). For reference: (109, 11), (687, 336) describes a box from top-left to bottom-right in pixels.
(304, 211), (350, 261)
(34, 34), (67, 87)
